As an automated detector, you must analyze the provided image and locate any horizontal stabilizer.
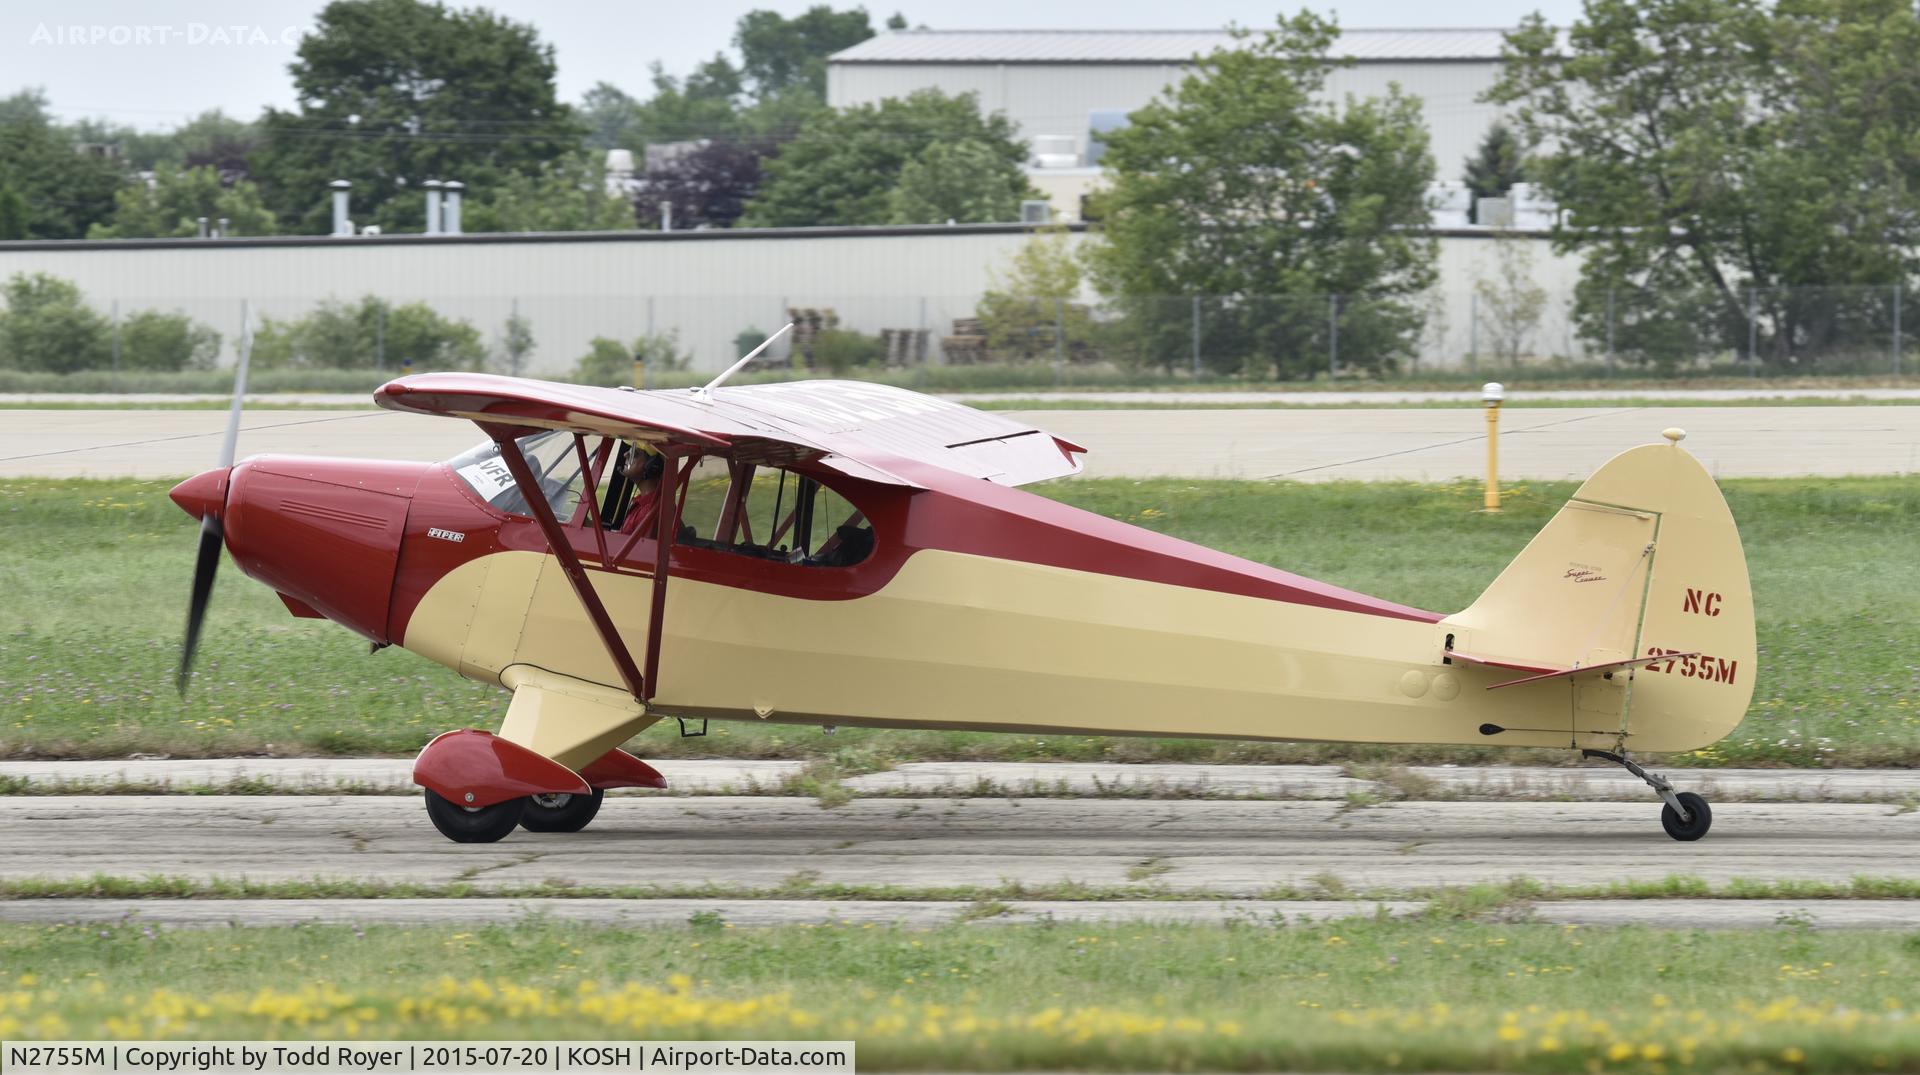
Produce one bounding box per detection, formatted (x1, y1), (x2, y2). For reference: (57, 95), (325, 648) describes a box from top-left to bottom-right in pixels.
(1482, 651), (1701, 691)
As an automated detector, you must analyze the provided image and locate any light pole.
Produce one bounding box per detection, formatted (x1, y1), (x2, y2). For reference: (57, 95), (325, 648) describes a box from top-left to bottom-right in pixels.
(1482, 381), (1504, 512)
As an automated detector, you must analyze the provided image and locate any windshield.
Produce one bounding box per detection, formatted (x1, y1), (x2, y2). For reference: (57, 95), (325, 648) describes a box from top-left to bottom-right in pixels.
(448, 431), (585, 518)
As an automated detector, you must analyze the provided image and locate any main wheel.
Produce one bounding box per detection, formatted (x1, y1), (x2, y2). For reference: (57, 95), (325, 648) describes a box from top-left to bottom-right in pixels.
(423, 789), (526, 843)
(1660, 791), (1712, 841)
(520, 789), (605, 833)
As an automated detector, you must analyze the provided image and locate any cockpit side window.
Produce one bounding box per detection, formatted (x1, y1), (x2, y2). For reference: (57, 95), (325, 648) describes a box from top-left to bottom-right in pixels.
(678, 459), (873, 567)
(448, 431), (585, 518)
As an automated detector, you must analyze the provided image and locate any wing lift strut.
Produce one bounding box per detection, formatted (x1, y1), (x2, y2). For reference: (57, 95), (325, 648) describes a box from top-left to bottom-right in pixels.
(485, 423), (685, 705)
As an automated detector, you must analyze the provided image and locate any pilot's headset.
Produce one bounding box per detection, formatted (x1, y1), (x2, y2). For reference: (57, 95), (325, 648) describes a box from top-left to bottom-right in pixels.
(624, 448), (666, 483)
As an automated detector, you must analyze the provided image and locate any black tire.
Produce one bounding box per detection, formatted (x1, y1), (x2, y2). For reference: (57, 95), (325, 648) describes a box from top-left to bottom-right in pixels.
(519, 789), (605, 833)
(1661, 791), (1712, 841)
(424, 789), (526, 843)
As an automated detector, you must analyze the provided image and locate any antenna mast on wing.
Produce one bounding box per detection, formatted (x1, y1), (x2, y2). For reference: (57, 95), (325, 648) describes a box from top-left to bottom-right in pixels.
(696, 322), (794, 395)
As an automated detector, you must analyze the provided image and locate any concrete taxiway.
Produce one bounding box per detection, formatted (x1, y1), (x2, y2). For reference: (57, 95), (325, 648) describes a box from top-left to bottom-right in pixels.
(1, 796), (1912, 896)
(3, 405), (1916, 480)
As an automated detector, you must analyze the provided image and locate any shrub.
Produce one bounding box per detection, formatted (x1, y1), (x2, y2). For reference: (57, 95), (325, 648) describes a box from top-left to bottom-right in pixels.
(808, 328), (884, 373)
(572, 331), (688, 386)
(120, 310), (221, 371)
(253, 297), (483, 370)
(0, 273), (110, 372)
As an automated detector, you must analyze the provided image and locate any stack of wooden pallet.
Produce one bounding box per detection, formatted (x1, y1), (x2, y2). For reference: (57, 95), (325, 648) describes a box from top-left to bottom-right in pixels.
(942, 317), (989, 365)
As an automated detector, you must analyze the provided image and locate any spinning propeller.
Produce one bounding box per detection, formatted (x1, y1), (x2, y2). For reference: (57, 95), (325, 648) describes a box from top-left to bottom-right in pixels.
(174, 303), (254, 696)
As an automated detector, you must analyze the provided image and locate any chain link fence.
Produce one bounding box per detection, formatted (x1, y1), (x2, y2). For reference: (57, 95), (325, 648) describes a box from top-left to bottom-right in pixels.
(0, 278), (1911, 390)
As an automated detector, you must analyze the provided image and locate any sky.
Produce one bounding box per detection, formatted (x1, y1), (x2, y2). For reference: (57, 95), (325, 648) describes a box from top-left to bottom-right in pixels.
(4, 0), (1584, 131)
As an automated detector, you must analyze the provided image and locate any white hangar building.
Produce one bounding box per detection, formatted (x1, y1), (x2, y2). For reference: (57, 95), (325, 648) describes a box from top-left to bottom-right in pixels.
(827, 28), (1514, 220)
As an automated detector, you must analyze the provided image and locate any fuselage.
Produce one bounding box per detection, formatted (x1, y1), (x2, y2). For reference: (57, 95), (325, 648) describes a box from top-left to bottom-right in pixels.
(175, 442), (1715, 756)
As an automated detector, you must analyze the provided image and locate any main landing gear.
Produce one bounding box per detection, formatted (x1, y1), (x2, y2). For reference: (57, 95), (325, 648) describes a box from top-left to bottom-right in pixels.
(413, 729), (668, 844)
(521, 790), (606, 833)
(424, 789), (527, 843)
(1583, 749), (1712, 841)
(421, 789), (607, 842)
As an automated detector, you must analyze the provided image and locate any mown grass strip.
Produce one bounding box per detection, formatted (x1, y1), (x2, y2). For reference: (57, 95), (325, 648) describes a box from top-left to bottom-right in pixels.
(4, 873), (1918, 904)
(1, 916), (1916, 1071)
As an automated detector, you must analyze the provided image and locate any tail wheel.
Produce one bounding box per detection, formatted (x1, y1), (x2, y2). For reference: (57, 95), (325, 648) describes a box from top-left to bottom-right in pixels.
(1661, 791), (1713, 842)
(423, 789), (526, 843)
(520, 789), (606, 833)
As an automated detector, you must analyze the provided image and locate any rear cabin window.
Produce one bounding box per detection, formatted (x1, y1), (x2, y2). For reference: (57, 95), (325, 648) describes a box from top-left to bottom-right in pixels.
(681, 459), (873, 568)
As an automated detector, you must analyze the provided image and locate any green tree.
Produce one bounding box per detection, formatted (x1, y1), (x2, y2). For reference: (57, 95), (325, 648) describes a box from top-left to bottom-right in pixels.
(631, 58), (748, 144)
(254, 297), (483, 369)
(580, 83), (650, 151)
(0, 274), (110, 373)
(572, 332), (688, 386)
(0, 91), (127, 239)
(251, 0), (580, 234)
(98, 111), (263, 176)
(734, 6), (875, 99)
(88, 166), (279, 238)
(494, 311), (535, 375)
(1489, 0), (1920, 369)
(975, 227), (1097, 361)
(742, 90), (1028, 227)
(468, 153), (634, 232)
(1463, 121), (1526, 224)
(1472, 230), (1548, 366)
(887, 139), (1035, 224)
(0, 186), (26, 240)
(120, 310), (222, 371)
(1085, 12), (1438, 378)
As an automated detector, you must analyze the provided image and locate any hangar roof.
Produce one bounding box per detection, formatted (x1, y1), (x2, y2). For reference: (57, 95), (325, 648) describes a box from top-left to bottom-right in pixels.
(829, 28), (1513, 65)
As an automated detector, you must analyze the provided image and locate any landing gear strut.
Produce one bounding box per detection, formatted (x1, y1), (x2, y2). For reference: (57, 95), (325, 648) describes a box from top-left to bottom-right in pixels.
(1582, 749), (1712, 841)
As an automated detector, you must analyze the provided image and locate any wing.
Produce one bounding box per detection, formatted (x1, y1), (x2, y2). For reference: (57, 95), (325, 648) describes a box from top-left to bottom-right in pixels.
(374, 373), (1085, 487)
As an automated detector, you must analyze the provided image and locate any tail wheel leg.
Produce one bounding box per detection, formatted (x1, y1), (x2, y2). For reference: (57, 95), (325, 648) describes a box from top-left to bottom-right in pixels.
(1583, 749), (1712, 841)
(520, 789), (606, 833)
(423, 789), (526, 843)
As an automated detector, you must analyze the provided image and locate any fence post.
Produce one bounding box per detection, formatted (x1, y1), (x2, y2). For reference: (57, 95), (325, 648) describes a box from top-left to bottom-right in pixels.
(1894, 283), (1902, 377)
(917, 295), (929, 389)
(1328, 294), (1338, 378)
(1468, 292), (1478, 372)
(1053, 297), (1066, 387)
(1190, 296), (1201, 376)
(1605, 287), (1616, 375)
(110, 299), (120, 391)
(1748, 288), (1759, 377)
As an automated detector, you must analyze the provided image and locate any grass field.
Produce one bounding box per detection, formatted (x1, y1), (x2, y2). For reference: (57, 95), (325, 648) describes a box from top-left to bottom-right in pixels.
(1, 919), (1916, 1071)
(2, 476), (1916, 767)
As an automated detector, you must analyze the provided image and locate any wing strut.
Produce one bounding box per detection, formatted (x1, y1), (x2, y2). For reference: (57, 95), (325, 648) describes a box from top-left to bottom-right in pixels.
(642, 450), (686, 701)
(486, 425), (649, 702)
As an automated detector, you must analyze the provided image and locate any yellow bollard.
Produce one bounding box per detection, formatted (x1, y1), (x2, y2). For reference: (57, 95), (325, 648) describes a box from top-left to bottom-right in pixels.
(633, 352), (646, 391)
(1482, 381), (1504, 512)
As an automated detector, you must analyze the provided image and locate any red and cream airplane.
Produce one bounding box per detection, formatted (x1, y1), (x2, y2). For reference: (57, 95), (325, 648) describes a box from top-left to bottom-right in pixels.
(170, 341), (1755, 843)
